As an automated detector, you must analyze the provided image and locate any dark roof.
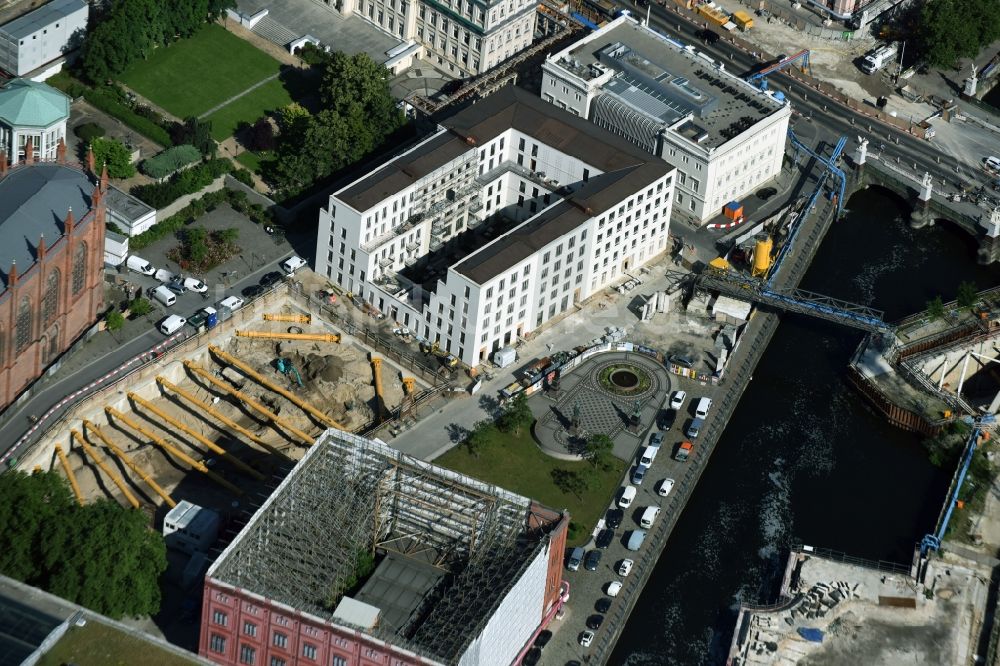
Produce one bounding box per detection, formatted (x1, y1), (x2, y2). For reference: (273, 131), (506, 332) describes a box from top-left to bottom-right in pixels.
(338, 131), (470, 212)
(0, 593), (63, 666)
(0, 164), (94, 287)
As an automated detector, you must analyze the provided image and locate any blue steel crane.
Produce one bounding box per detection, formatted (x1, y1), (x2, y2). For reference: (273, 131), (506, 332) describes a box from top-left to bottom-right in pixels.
(787, 129), (848, 217)
(767, 133), (848, 287)
(920, 424), (988, 556)
(745, 49), (811, 92)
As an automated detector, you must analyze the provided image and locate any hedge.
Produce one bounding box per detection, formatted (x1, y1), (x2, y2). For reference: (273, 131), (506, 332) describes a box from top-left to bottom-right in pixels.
(73, 123), (105, 142)
(129, 188), (273, 250)
(140, 144), (201, 179)
(131, 158), (231, 209)
(82, 87), (173, 148)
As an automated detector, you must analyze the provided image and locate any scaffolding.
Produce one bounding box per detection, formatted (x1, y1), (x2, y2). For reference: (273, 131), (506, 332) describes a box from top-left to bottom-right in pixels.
(207, 431), (555, 663)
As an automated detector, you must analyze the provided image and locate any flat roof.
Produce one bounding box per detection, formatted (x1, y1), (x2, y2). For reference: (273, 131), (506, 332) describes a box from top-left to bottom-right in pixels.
(554, 17), (784, 148)
(0, 0), (87, 39)
(0, 163), (93, 289)
(105, 184), (154, 224)
(354, 552), (446, 636)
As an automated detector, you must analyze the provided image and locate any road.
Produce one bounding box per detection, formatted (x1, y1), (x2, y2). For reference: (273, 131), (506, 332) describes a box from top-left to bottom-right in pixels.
(624, 1), (994, 193)
(0, 261), (291, 466)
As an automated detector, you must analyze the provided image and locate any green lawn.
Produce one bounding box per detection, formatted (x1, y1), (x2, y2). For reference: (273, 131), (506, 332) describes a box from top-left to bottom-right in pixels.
(120, 24), (282, 120)
(206, 77), (293, 141)
(236, 150), (265, 173)
(436, 425), (626, 546)
(38, 621), (200, 666)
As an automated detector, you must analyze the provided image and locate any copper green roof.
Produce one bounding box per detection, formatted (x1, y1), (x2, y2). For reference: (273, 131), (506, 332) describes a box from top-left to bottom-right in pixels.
(0, 79), (70, 129)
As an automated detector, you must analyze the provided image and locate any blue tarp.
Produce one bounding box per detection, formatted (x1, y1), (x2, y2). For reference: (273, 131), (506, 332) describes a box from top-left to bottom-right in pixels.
(570, 12), (600, 30)
(797, 627), (824, 642)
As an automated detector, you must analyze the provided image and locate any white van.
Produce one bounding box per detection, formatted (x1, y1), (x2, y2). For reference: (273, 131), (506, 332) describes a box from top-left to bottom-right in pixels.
(639, 445), (658, 467)
(640, 506), (661, 529)
(281, 255), (307, 274)
(985, 156), (1000, 173)
(619, 485), (637, 508)
(158, 314), (187, 335)
(126, 255), (156, 276)
(695, 397), (713, 419)
(152, 285), (176, 307)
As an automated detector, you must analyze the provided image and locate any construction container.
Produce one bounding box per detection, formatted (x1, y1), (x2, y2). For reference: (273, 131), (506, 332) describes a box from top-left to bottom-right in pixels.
(752, 234), (773, 276)
(493, 346), (517, 369)
(724, 201), (744, 220)
(732, 10), (753, 30)
(696, 2), (730, 27)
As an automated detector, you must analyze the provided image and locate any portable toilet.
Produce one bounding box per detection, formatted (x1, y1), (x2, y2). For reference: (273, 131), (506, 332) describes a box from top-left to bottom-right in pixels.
(206, 309), (218, 329)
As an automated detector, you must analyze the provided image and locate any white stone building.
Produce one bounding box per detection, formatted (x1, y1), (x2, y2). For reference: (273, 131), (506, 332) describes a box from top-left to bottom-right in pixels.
(0, 78), (69, 164)
(340, 0), (536, 77)
(0, 0), (89, 77)
(316, 86), (675, 366)
(541, 14), (791, 225)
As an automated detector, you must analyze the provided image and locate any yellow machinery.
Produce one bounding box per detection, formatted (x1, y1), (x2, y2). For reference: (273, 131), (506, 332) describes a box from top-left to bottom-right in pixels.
(128, 393), (266, 481)
(371, 357), (386, 422)
(751, 234), (774, 277)
(184, 361), (316, 445)
(236, 331), (340, 343)
(708, 256), (731, 271)
(104, 407), (243, 495)
(70, 430), (140, 509)
(207, 346), (343, 431)
(54, 444), (84, 506)
(156, 378), (289, 459)
(402, 377), (416, 395)
(263, 313), (312, 324)
(82, 420), (176, 508)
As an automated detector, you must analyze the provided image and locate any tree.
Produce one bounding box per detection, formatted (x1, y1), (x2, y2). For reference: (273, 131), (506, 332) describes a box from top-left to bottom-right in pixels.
(248, 118), (276, 152)
(917, 0), (1000, 67)
(105, 309), (125, 332)
(551, 469), (587, 499)
(130, 297), (152, 317)
(498, 392), (533, 435)
(584, 434), (615, 470)
(957, 281), (978, 309)
(0, 472), (167, 618)
(926, 295), (945, 321)
(465, 420), (493, 457)
(90, 138), (135, 179)
(171, 117), (216, 157)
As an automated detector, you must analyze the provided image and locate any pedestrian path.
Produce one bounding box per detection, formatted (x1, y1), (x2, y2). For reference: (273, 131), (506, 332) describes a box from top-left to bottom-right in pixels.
(198, 71), (282, 120)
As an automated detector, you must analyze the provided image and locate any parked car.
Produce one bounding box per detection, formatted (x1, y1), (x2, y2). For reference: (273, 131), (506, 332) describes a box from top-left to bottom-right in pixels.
(650, 432), (664, 447)
(566, 546), (585, 571)
(281, 255), (307, 274)
(631, 464), (648, 485)
(586, 615), (604, 630)
(618, 559), (634, 576)
(242, 284), (265, 298)
(606, 581), (622, 597)
(669, 390), (687, 410)
(595, 597), (612, 613)
(219, 296), (244, 311)
(166, 277), (188, 294)
(183, 277), (208, 293)
(158, 314), (186, 335)
(584, 550), (602, 571)
(605, 508), (624, 529)
(533, 630), (552, 648)
(595, 528), (614, 549)
(619, 485), (637, 508)
(522, 647), (541, 666)
(659, 408), (677, 430)
(658, 478), (675, 497)
(259, 271), (284, 287)
(580, 631), (595, 647)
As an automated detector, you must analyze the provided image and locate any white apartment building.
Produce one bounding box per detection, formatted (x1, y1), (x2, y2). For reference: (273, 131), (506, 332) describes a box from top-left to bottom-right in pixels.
(338, 0), (536, 76)
(541, 14), (791, 225)
(0, 0), (88, 77)
(316, 87), (675, 366)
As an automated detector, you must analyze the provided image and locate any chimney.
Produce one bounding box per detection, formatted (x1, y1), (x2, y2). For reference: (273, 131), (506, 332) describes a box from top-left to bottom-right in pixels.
(37, 234), (45, 261)
(8, 261), (16, 287)
(86, 145), (95, 174)
(64, 207), (74, 235)
(24, 138), (34, 165)
(56, 138), (66, 164)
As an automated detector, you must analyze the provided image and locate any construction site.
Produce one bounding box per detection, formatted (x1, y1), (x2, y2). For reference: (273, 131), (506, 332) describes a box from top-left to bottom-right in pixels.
(15, 286), (431, 619)
(201, 430), (568, 666)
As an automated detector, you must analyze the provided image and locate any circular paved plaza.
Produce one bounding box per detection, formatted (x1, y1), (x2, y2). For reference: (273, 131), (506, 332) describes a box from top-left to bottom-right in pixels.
(530, 351), (671, 461)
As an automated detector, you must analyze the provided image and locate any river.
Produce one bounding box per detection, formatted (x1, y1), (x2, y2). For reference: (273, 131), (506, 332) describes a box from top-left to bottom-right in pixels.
(610, 187), (1000, 665)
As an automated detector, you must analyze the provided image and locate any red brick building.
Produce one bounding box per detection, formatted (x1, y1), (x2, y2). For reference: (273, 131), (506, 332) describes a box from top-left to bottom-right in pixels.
(0, 144), (106, 411)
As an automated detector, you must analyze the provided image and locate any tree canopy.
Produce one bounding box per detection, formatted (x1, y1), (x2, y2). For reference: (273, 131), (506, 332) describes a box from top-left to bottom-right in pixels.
(263, 53), (404, 197)
(498, 393), (534, 436)
(81, 0), (236, 82)
(0, 471), (167, 618)
(90, 137), (135, 179)
(916, 0), (1000, 67)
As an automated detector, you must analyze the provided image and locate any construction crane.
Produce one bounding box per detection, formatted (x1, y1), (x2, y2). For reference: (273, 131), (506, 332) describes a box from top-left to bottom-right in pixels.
(920, 425), (989, 556)
(768, 134), (848, 286)
(745, 49), (811, 92)
(788, 129), (847, 217)
(82, 420), (176, 508)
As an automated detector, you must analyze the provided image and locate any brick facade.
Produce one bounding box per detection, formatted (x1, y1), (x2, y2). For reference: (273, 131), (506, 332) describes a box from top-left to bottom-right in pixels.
(0, 154), (105, 411)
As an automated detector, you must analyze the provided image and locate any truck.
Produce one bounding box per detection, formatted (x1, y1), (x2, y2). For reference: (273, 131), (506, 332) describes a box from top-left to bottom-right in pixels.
(675, 441), (693, 462)
(860, 44), (898, 75)
(187, 307), (218, 331)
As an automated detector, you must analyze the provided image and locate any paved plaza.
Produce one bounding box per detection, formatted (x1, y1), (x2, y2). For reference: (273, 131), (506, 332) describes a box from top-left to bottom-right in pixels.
(531, 351), (672, 462)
